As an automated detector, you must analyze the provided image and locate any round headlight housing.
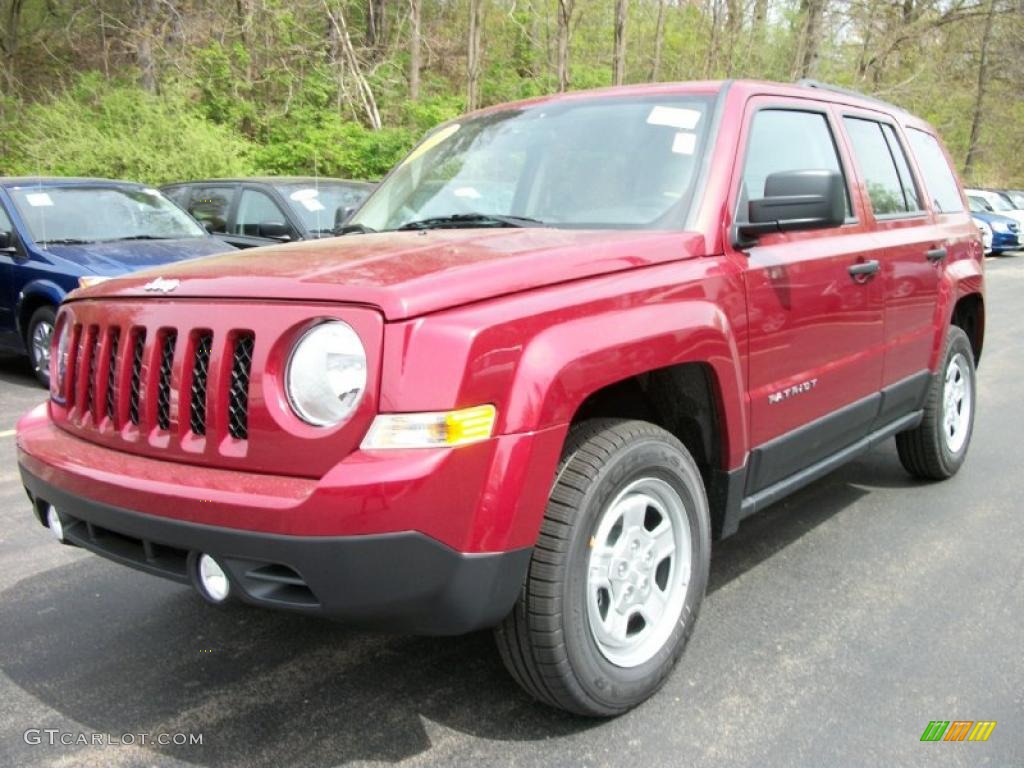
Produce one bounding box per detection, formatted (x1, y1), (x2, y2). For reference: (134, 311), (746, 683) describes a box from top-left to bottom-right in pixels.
(286, 321), (367, 426)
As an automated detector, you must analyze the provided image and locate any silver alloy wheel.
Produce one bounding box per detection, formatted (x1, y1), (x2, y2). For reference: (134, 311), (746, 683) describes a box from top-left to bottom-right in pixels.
(942, 353), (972, 454)
(586, 477), (692, 668)
(31, 320), (53, 375)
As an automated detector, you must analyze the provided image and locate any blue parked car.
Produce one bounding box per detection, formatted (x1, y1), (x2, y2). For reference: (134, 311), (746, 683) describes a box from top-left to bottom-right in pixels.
(967, 194), (1021, 256)
(0, 177), (235, 386)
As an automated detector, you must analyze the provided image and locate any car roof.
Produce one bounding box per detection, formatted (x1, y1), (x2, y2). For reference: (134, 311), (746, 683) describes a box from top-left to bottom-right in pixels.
(0, 176), (149, 189)
(455, 78), (933, 136)
(162, 176), (374, 187)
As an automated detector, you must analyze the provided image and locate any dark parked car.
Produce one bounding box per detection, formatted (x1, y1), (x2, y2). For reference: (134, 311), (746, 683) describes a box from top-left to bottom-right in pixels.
(161, 177), (375, 249)
(0, 177), (235, 386)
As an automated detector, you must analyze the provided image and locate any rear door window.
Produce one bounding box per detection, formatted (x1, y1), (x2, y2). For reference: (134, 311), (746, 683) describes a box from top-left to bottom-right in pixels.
(842, 117), (922, 216)
(739, 109), (851, 221)
(905, 129), (965, 213)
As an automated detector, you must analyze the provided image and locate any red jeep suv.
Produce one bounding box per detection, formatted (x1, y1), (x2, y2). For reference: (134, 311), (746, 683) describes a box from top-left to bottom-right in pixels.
(17, 80), (984, 716)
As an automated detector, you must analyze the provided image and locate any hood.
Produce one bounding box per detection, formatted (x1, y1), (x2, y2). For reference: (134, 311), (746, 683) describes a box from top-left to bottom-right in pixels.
(971, 211), (1018, 227)
(41, 236), (235, 275)
(81, 228), (708, 320)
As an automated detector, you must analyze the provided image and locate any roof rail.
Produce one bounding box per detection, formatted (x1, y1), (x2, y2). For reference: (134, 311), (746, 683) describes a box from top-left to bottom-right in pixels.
(796, 79), (904, 112)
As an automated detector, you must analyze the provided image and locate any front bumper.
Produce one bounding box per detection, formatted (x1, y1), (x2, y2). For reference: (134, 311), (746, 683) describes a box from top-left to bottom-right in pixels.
(991, 231), (1020, 251)
(17, 405), (568, 634)
(21, 467), (530, 634)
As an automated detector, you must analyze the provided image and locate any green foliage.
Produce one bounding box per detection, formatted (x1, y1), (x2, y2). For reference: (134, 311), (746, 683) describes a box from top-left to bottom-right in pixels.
(1, 75), (254, 184)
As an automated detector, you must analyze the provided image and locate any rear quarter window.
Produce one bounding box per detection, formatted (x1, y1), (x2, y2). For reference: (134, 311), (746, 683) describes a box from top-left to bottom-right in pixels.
(906, 128), (965, 214)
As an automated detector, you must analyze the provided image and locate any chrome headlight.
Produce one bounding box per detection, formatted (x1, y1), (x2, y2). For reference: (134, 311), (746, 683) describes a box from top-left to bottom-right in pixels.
(285, 321), (367, 426)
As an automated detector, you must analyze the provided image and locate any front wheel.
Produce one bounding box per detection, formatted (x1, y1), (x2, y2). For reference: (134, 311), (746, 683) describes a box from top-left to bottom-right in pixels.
(26, 305), (56, 389)
(896, 326), (976, 479)
(495, 419), (711, 716)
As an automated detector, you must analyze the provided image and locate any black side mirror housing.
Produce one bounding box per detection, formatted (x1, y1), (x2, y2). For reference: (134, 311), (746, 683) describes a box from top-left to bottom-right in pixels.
(733, 169), (846, 249)
(0, 230), (14, 251)
(258, 222), (292, 241)
(333, 205), (357, 233)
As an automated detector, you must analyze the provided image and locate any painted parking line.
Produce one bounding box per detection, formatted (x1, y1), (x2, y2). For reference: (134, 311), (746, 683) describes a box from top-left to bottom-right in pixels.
(0, 429), (16, 438)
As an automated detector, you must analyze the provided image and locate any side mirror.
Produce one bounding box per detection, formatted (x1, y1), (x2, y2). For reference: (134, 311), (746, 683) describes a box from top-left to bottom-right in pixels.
(0, 230), (14, 252)
(333, 205), (357, 233)
(257, 222), (292, 241)
(733, 169), (846, 249)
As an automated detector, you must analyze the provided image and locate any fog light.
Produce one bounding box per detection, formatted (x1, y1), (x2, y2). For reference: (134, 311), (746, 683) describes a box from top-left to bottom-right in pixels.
(197, 554), (230, 603)
(46, 505), (65, 543)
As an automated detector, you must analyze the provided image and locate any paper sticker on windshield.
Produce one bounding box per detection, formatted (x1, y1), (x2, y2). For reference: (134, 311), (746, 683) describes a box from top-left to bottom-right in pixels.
(402, 123), (460, 166)
(647, 106), (701, 130)
(672, 132), (697, 155)
(143, 187), (161, 196)
(289, 189), (325, 211)
(25, 192), (54, 207)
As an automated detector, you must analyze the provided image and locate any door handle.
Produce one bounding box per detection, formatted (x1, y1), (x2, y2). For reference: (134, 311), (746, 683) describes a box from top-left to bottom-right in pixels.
(925, 247), (948, 263)
(848, 260), (880, 282)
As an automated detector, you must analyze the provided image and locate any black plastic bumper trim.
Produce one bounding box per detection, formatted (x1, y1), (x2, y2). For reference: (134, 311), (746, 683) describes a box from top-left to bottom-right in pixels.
(20, 467), (531, 636)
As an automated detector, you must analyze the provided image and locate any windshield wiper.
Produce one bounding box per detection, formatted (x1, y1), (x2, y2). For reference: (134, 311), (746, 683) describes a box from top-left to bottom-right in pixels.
(336, 223), (377, 235)
(396, 213), (544, 231)
(101, 235), (179, 242)
(41, 238), (94, 245)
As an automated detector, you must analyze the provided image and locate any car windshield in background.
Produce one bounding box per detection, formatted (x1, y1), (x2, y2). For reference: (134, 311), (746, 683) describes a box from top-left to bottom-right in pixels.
(1002, 190), (1024, 209)
(984, 194), (1014, 212)
(10, 186), (205, 244)
(351, 94), (715, 232)
(275, 183), (373, 233)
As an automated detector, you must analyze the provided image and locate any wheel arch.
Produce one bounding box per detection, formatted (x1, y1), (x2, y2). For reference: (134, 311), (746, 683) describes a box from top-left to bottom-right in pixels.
(16, 280), (65, 346)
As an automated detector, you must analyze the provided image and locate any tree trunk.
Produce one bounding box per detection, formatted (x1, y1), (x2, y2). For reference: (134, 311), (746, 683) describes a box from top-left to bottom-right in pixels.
(963, 0), (997, 178)
(557, 0), (574, 91)
(466, 0), (484, 110)
(650, 0), (666, 82)
(324, 0), (382, 130)
(367, 0), (388, 51)
(1, 0), (25, 92)
(134, 0), (159, 93)
(612, 0), (628, 85)
(792, 0), (825, 80)
(409, 0), (421, 100)
(724, 0), (742, 75)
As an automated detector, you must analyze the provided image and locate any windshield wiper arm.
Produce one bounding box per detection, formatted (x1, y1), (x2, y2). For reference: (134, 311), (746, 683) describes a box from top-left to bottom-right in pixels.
(101, 235), (179, 241)
(40, 238), (94, 245)
(396, 213), (544, 231)
(336, 223), (377, 235)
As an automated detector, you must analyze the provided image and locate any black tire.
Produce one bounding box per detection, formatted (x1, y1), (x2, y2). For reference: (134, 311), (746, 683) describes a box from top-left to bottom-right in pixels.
(896, 326), (976, 480)
(494, 418), (711, 717)
(25, 305), (56, 389)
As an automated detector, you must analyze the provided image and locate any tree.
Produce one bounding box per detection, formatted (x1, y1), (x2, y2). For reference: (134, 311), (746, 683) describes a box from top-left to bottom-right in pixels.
(409, 0), (422, 100)
(792, 0), (826, 80)
(963, 0), (997, 178)
(650, 0), (667, 81)
(467, 0), (484, 109)
(612, 0), (628, 85)
(556, 0), (575, 91)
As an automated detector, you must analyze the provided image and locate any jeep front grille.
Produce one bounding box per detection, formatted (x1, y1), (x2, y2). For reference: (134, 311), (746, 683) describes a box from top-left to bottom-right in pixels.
(189, 332), (212, 436)
(227, 334), (255, 440)
(62, 322), (254, 442)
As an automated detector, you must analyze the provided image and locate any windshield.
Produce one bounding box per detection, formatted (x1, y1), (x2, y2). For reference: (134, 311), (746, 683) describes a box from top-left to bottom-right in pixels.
(275, 182), (374, 233)
(968, 196), (988, 213)
(1001, 190), (1024, 209)
(10, 185), (206, 244)
(983, 193), (1013, 212)
(351, 94), (714, 231)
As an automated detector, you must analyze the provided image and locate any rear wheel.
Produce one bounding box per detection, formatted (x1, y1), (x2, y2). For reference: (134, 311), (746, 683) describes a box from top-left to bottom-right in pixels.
(26, 305), (56, 389)
(896, 326), (976, 479)
(495, 418), (711, 716)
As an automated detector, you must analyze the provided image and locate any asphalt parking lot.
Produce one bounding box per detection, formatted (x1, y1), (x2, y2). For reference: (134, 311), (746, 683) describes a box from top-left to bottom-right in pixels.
(0, 255), (1022, 768)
